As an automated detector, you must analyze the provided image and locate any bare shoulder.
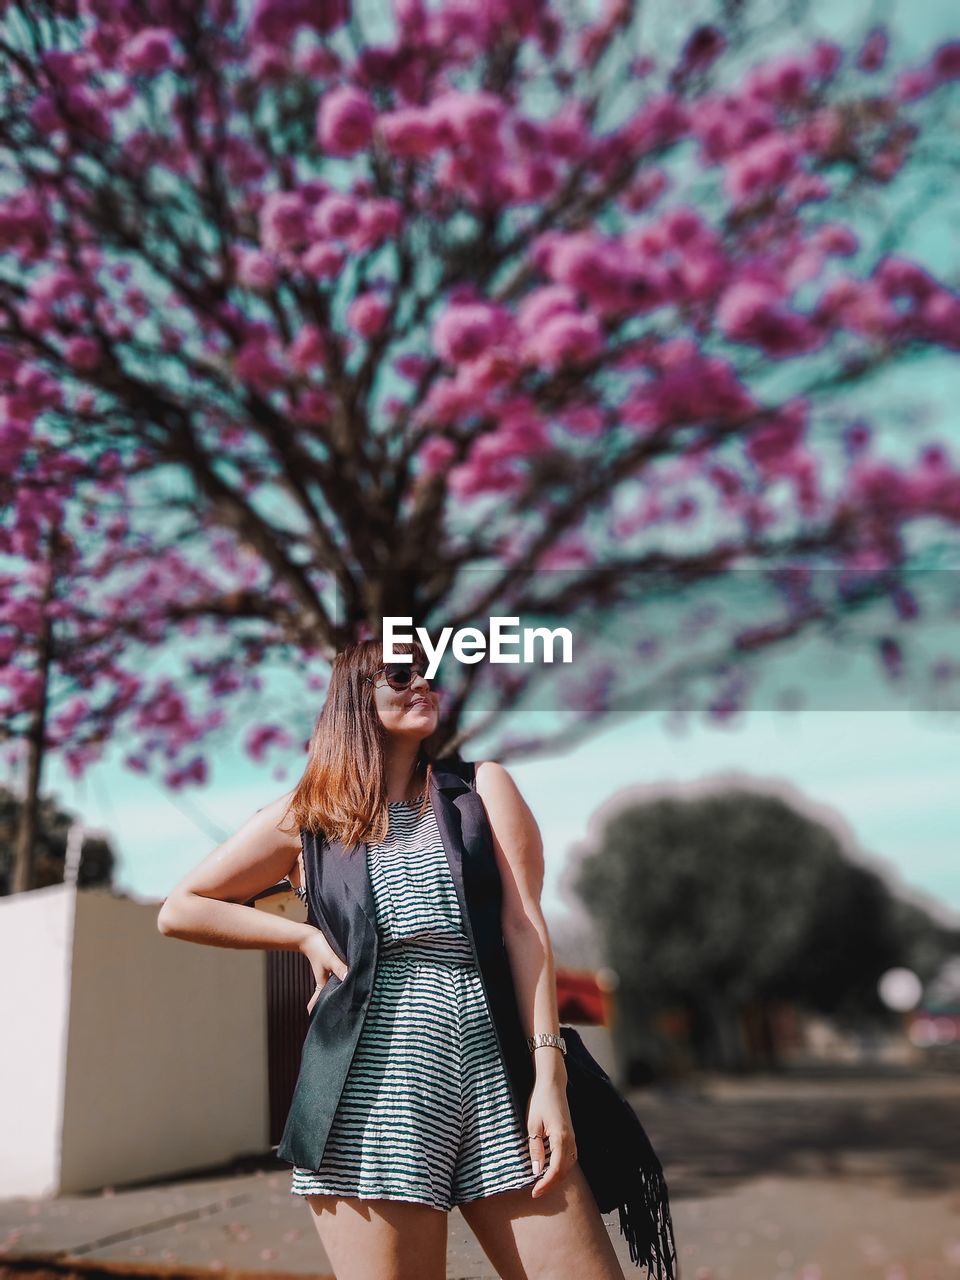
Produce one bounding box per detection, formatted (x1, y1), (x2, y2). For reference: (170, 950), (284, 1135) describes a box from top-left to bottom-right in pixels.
(256, 787), (300, 833)
(474, 759), (523, 801)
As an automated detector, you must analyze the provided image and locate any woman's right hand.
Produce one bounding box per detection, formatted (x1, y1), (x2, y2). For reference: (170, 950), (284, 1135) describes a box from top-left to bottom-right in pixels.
(300, 929), (349, 1014)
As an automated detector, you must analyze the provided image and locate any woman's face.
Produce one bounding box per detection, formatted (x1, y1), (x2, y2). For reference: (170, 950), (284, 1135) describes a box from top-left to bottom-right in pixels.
(371, 664), (440, 743)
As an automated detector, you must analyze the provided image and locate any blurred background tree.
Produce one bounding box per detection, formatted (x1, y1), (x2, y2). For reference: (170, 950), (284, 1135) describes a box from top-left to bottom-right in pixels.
(0, 783), (116, 895)
(571, 788), (958, 1077)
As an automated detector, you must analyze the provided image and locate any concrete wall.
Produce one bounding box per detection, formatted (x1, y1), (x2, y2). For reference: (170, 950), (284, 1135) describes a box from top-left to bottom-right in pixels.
(59, 889), (269, 1194)
(0, 884), (75, 1197)
(0, 886), (270, 1197)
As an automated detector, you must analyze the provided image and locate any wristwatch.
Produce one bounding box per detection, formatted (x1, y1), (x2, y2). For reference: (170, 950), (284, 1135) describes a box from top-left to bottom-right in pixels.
(526, 1032), (567, 1056)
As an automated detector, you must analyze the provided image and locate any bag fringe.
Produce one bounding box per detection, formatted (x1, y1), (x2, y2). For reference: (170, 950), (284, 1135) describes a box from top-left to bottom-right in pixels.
(617, 1163), (679, 1278)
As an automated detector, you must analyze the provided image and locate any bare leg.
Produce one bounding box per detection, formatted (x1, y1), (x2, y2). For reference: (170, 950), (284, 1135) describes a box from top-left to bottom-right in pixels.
(458, 1164), (626, 1280)
(303, 1194), (448, 1280)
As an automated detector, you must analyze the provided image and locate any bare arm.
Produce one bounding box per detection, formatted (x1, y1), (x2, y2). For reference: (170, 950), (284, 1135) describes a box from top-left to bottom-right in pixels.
(475, 760), (575, 1196)
(156, 791), (348, 985)
(474, 761), (566, 1089)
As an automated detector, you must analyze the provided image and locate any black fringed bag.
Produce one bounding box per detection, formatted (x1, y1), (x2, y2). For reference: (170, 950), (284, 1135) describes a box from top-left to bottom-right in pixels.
(560, 1028), (678, 1277)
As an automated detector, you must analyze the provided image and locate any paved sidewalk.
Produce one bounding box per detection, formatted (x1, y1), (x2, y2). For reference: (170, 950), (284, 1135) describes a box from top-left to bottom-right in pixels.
(2, 1167), (959, 1279)
(3, 1069), (958, 1279)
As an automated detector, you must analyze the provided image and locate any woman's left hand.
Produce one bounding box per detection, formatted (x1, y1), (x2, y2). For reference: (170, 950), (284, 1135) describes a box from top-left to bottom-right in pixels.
(525, 1078), (578, 1198)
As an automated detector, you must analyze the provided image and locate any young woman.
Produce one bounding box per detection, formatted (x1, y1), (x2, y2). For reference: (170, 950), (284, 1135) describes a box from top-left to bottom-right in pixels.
(157, 638), (627, 1280)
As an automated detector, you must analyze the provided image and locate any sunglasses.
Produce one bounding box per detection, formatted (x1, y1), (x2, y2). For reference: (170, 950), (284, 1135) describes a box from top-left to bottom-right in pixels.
(365, 660), (441, 691)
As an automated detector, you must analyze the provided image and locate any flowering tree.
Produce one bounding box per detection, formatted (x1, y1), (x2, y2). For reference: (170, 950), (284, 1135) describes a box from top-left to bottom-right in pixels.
(2, 0), (960, 886)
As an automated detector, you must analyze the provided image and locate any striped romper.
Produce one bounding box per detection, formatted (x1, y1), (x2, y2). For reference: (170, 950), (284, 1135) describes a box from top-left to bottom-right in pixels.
(289, 795), (538, 1212)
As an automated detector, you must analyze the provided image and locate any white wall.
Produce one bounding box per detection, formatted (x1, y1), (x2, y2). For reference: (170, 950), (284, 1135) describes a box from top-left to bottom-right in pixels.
(0, 884), (75, 1197)
(0, 886), (270, 1196)
(58, 889), (270, 1194)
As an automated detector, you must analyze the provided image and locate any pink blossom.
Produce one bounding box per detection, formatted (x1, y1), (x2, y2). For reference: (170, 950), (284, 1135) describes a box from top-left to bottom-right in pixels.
(246, 723), (292, 762)
(64, 336), (102, 371)
(745, 400), (809, 474)
(287, 324), (328, 372)
(350, 198), (403, 250)
(449, 425), (531, 498)
(932, 41), (960, 83)
(816, 278), (897, 339)
(347, 292), (390, 339)
(782, 173), (830, 206)
(165, 756), (208, 789)
(815, 223), (859, 257)
(524, 311), (603, 371)
(0, 189), (52, 256)
(874, 256), (937, 304)
(394, 353), (430, 381)
(250, 0), (349, 45)
(301, 243), (345, 279)
(431, 90), (505, 149)
(419, 376), (476, 427)
(544, 231), (607, 291)
(395, 0), (427, 37)
(317, 86), (375, 156)
(717, 281), (822, 357)
(119, 27), (180, 76)
(417, 435), (456, 476)
(919, 291), (960, 349)
(785, 249), (825, 290)
(259, 191), (311, 253)
(810, 42), (842, 81)
(677, 25), (727, 75)
(515, 285), (579, 336)
(479, 349), (527, 393)
(691, 94), (777, 163)
(650, 351), (755, 428)
(376, 106), (442, 157)
(541, 101), (590, 159)
(801, 107), (845, 158)
(895, 68), (935, 102)
(746, 53), (810, 105)
(311, 192), (360, 239)
(433, 302), (511, 364)
(623, 167), (669, 212)
(285, 387), (330, 425)
(234, 338), (287, 391)
(41, 49), (87, 84)
(621, 94), (689, 153)
(868, 149), (908, 182)
(537, 534), (593, 570)
(505, 156), (558, 202)
(725, 132), (801, 204)
(248, 43), (290, 80)
(857, 27), (889, 72)
(296, 44), (340, 77)
(678, 252), (727, 303)
(29, 268), (81, 305)
(235, 248), (278, 291)
(560, 405), (606, 437)
(547, 232), (642, 313)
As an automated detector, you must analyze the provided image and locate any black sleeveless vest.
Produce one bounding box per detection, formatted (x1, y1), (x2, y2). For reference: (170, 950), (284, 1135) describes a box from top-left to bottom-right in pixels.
(275, 757), (536, 1171)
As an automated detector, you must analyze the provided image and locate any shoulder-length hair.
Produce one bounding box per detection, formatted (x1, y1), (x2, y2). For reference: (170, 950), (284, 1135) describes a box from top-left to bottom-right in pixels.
(280, 636), (443, 849)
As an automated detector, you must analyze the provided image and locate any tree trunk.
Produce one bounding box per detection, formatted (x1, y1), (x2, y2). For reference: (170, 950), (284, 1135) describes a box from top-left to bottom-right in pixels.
(12, 530), (57, 895)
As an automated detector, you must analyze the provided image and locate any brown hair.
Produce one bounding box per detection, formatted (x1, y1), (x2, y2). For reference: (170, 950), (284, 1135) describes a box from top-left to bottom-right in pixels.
(280, 636), (442, 848)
